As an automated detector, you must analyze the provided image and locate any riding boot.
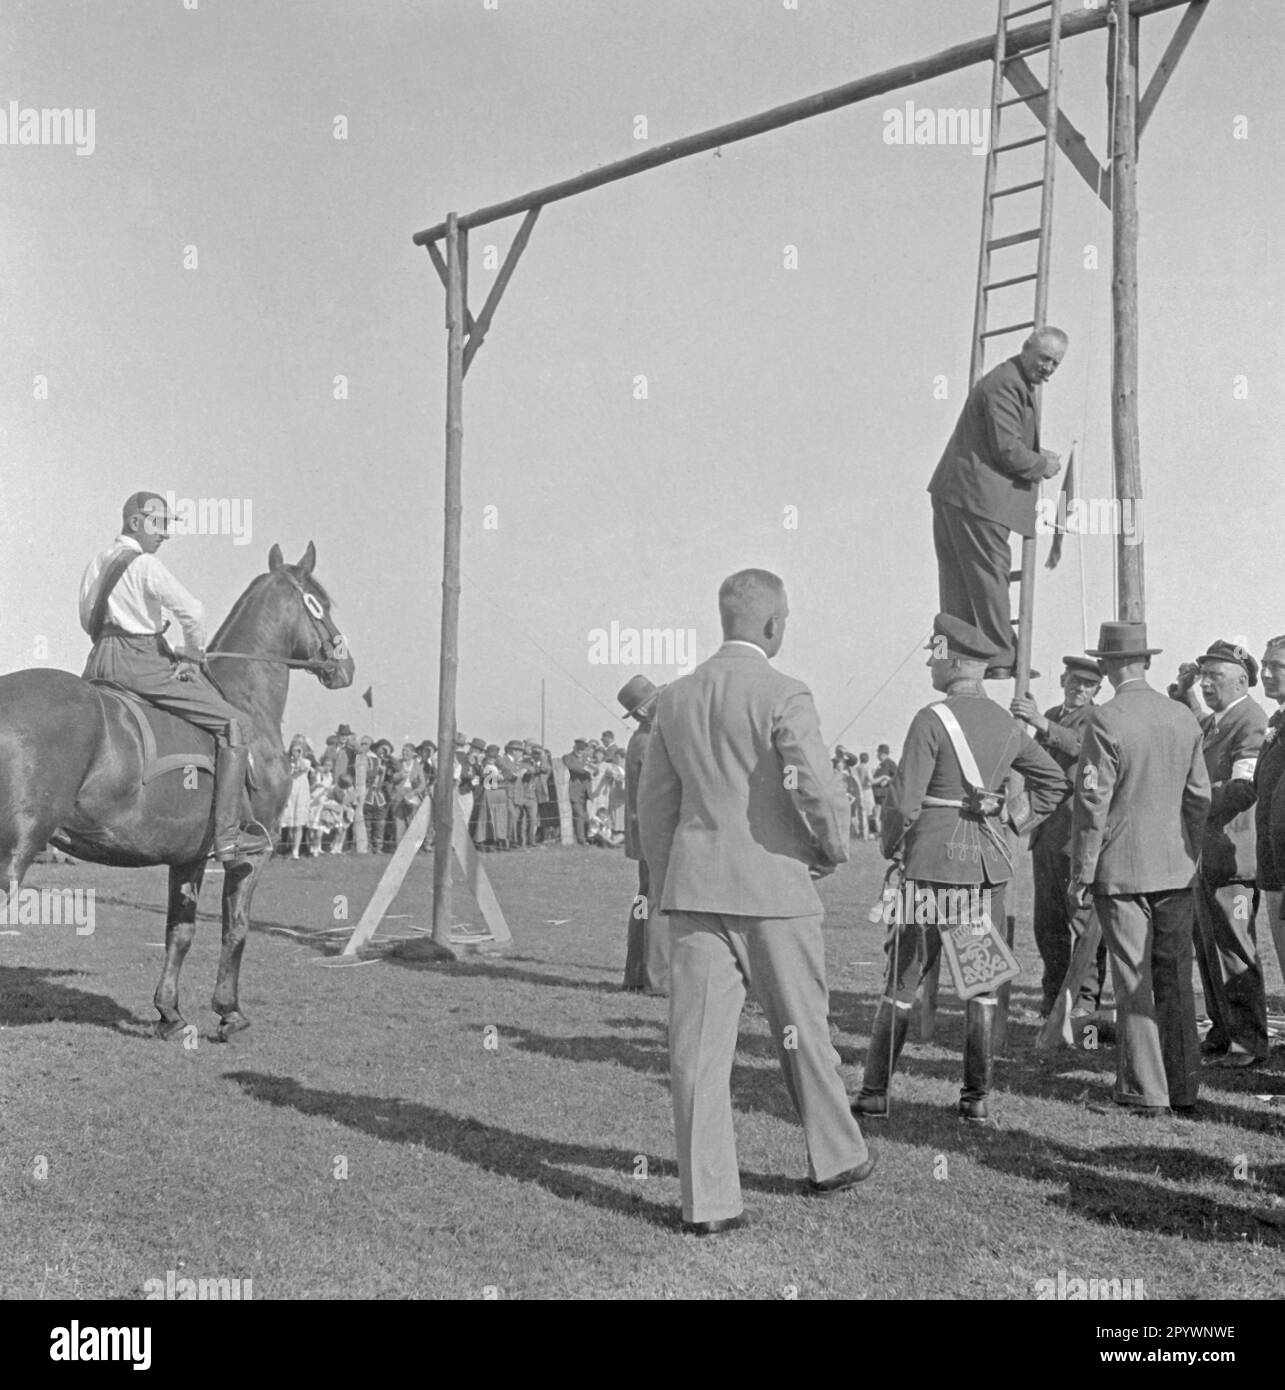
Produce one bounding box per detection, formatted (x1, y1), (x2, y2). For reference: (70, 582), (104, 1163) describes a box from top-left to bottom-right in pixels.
(212, 743), (271, 862)
(959, 996), (997, 1122)
(853, 999), (910, 1118)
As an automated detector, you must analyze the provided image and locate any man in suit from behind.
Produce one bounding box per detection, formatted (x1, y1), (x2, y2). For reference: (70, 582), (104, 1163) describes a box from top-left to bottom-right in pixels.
(1070, 622), (1211, 1116)
(928, 328), (1066, 678)
(638, 568), (875, 1235)
(1187, 641), (1269, 1067)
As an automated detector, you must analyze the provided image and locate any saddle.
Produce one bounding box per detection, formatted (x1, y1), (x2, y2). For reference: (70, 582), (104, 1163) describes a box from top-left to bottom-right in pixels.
(89, 681), (217, 784)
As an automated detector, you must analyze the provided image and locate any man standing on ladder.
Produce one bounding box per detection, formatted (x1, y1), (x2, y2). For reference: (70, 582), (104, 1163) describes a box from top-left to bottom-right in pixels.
(928, 328), (1068, 679)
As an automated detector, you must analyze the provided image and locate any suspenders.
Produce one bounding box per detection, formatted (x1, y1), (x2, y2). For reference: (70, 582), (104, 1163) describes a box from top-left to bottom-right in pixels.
(88, 550), (140, 643)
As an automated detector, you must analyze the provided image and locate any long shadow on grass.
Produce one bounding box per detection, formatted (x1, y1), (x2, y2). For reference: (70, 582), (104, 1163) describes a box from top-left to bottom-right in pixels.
(377, 947), (621, 994)
(224, 1071), (796, 1224)
(0, 965), (144, 1032)
(871, 1097), (1285, 1246)
(497, 1023), (814, 1126)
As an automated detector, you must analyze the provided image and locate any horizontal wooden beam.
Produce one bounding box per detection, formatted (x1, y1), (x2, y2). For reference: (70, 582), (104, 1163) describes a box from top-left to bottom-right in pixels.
(1005, 55), (1112, 210)
(412, 0), (1196, 245)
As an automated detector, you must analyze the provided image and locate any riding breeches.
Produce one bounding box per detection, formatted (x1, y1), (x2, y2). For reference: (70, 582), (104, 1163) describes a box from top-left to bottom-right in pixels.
(83, 633), (247, 744)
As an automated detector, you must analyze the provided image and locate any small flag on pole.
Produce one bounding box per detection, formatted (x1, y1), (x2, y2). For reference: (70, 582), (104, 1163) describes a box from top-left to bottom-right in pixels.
(1045, 442), (1076, 571)
(361, 686), (373, 708)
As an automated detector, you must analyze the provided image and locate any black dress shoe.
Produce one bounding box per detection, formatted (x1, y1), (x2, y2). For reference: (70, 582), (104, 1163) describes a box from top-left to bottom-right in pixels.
(680, 1214), (745, 1236)
(806, 1152), (878, 1194)
(1208, 1051), (1267, 1070)
(958, 1098), (990, 1122)
(1118, 1102), (1171, 1117)
(851, 1094), (888, 1119)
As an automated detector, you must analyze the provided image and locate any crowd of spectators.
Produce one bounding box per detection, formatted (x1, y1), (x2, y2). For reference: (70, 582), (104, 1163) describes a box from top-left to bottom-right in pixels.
(830, 742), (899, 841)
(276, 723), (630, 857)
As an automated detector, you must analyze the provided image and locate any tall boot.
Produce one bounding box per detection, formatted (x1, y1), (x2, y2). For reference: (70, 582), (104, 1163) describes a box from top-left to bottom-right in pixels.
(853, 999), (910, 1118)
(960, 996), (997, 1122)
(212, 744), (271, 862)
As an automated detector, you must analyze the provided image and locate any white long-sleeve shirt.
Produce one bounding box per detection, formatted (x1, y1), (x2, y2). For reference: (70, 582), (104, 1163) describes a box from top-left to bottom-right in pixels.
(78, 535), (207, 648)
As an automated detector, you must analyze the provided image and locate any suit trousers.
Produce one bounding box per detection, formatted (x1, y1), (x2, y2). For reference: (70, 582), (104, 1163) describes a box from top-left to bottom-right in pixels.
(931, 498), (1015, 668)
(1096, 890), (1200, 1109)
(1032, 838), (1105, 1011)
(668, 910), (868, 1223)
(623, 858), (670, 993)
(1263, 889), (1285, 1003)
(1193, 877), (1268, 1058)
(568, 786), (590, 844)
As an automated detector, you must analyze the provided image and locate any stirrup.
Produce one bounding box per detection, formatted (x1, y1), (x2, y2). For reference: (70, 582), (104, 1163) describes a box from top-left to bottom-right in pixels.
(212, 819), (272, 863)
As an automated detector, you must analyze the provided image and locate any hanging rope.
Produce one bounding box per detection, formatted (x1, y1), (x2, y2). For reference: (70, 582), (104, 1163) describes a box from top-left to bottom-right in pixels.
(832, 631), (932, 746)
(460, 568), (624, 724)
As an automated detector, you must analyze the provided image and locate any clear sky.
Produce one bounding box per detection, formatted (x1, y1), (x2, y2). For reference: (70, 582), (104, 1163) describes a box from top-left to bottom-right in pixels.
(3, 0), (1280, 756)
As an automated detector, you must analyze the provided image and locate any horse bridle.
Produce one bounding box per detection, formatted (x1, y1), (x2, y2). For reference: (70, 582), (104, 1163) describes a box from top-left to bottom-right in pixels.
(205, 569), (348, 678)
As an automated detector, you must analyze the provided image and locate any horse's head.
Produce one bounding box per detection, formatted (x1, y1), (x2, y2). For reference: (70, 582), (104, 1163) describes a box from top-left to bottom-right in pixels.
(266, 542), (355, 691)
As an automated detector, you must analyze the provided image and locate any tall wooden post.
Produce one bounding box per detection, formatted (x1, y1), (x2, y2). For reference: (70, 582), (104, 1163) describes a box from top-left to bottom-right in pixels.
(432, 212), (466, 946)
(1111, 0), (1143, 621)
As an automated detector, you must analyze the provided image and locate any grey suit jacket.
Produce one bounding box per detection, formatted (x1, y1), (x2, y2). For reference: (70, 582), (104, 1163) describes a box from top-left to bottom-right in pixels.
(1198, 695), (1265, 885)
(927, 356), (1046, 537)
(1070, 681), (1211, 895)
(637, 642), (848, 918)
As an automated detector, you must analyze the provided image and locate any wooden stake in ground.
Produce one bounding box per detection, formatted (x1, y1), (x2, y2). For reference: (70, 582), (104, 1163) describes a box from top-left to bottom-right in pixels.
(341, 795), (511, 956)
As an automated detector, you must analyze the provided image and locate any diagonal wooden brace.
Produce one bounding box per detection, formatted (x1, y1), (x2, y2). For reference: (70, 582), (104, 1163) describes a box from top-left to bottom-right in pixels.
(1005, 55), (1112, 210)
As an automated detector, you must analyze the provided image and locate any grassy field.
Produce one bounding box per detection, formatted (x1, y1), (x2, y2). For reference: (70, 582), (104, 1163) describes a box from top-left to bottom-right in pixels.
(2, 839), (1283, 1300)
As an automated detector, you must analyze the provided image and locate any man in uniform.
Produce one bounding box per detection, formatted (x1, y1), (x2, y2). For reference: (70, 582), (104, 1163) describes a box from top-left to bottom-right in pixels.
(1185, 641), (1269, 1067)
(853, 614), (1067, 1123)
(928, 328), (1067, 678)
(563, 738), (595, 846)
(618, 674), (669, 994)
(78, 491), (270, 862)
(1011, 654), (1109, 1018)
(639, 568), (875, 1234)
(870, 744), (898, 835)
(1070, 622), (1210, 1114)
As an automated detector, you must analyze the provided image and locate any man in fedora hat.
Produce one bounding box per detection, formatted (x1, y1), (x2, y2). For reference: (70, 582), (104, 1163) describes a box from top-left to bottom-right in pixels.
(854, 613), (1067, 1123)
(928, 329), (1068, 679)
(1070, 621), (1211, 1115)
(1187, 641), (1269, 1067)
(1011, 654), (1109, 1019)
(639, 569), (876, 1233)
(78, 490), (270, 862)
(618, 675), (669, 993)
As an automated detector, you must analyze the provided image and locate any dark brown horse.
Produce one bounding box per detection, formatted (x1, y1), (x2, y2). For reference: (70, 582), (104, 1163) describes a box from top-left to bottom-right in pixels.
(0, 543), (353, 1040)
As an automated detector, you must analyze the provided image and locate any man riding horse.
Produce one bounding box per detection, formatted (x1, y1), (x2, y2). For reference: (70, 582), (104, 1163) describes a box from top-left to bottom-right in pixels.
(78, 491), (271, 863)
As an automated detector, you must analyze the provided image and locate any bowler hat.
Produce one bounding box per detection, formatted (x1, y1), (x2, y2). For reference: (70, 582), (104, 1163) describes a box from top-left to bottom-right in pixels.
(336, 724), (355, 737)
(1085, 621), (1162, 659)
(504, 740), (523, 751)
(1197, 640), (1259, 687)
(617, 674), (662, 719)
(469, 737), (486, 752)
(484, 744), (500, 757)
(1062, 655), (1104, 679)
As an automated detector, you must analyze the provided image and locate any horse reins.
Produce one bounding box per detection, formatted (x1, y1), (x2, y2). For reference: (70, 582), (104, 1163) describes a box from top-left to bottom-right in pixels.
(202, 570), (347, 677)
